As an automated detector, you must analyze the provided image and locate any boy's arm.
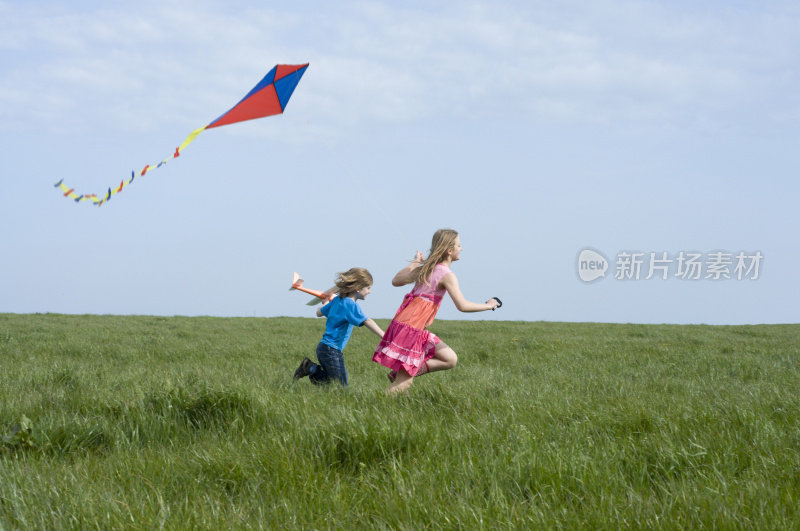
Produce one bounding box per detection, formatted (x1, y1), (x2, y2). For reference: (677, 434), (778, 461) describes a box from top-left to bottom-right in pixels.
(361, 318), (384, 338)
(316, 300), (331, 318)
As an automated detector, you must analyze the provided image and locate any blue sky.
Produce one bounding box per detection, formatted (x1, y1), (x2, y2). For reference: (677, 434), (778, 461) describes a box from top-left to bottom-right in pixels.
(2, 0), (798, 324)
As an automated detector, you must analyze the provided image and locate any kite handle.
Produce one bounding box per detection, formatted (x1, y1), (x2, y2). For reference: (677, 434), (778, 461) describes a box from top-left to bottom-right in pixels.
(490, 297), (502, 310)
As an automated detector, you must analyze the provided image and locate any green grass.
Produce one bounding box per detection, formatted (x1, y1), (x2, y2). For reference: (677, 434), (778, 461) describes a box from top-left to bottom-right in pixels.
(1, 313), (799, 529)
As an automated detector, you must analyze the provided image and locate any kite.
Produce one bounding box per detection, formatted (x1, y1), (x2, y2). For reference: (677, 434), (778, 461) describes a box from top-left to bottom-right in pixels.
(290, 272), (336, 305)
(54, 63), (309, 206)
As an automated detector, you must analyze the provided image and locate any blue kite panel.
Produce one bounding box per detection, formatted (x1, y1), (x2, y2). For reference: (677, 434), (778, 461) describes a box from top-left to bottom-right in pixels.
(274, 64), (308, 111)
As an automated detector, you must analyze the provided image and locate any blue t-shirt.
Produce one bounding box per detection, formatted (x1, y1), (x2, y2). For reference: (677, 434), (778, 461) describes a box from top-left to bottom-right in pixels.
(319, 296), (367, 351)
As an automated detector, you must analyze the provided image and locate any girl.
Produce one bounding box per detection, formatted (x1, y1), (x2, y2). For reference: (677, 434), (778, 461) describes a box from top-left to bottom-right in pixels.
(294, 267), (384, 387)
(372, 229), (500, 394)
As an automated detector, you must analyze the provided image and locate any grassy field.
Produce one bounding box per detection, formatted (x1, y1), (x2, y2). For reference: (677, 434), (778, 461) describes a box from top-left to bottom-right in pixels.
(1, 313), (799, 529)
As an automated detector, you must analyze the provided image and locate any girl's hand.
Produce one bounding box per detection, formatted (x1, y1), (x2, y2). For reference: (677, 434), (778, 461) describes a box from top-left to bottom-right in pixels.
(486, 297), (502, 311)
(393, 252), (425, 286)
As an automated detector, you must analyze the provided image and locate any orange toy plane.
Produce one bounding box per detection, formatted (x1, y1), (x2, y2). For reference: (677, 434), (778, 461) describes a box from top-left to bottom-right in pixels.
(290, 272), (337, 305)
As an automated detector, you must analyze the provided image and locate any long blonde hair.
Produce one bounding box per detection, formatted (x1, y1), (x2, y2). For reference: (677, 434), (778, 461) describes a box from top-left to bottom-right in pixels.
(416, 228), (459, 285)
(335, 267), (373, 297)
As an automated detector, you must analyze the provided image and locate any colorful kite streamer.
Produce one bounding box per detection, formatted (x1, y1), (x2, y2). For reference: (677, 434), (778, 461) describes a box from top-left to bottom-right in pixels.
(54, 63), (309, 206)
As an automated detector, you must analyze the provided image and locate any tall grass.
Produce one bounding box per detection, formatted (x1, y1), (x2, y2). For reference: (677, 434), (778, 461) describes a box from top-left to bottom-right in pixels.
(1, 314), (799, 528)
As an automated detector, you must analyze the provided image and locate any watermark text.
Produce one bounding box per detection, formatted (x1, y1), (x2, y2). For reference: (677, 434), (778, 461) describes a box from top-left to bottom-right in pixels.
(578, 249), (763, 282)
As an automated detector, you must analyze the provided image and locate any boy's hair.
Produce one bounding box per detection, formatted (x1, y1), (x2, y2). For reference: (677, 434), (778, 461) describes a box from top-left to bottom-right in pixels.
(335, 267), (373, 297)
(416, 228), (459, 285)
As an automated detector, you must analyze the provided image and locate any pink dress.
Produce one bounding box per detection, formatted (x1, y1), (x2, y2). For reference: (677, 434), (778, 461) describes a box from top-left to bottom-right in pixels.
(372, 264), (451, 376)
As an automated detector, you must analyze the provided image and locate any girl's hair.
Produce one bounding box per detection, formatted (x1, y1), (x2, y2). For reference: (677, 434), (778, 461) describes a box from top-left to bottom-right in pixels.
(335, 267), (373, 297)
(416, 228), (459, 285)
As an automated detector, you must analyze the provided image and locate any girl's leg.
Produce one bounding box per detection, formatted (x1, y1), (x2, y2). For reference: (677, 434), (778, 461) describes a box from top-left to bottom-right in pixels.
(386, 368), (414, 394)
(387, 342), (457, 393)
(423, 341), (457, 373)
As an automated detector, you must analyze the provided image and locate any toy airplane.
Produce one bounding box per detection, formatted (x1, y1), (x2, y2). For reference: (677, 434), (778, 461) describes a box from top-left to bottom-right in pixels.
(290, 272), (337, 306)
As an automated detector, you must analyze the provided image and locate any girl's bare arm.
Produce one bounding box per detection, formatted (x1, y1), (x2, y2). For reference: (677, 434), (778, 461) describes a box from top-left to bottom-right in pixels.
(392, 250), (425, 286)
(438, 272), (499, 313)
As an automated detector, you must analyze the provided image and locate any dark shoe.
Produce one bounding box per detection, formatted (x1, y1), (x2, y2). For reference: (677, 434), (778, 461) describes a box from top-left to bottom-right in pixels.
(294, 358), (314, 380)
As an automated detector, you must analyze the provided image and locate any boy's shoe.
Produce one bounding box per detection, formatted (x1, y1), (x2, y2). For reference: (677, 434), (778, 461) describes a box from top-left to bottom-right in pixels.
(387, 370), (397, 383)
(294, 358), (314, 380)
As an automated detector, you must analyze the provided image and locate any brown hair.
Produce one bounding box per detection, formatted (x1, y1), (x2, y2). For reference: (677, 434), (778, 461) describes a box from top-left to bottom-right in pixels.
(335, 267), (374, 297)
(415, 228), (459, 286)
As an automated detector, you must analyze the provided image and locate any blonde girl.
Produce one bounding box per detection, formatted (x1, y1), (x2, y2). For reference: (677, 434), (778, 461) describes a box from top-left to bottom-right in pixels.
(372, 229), (500, 394)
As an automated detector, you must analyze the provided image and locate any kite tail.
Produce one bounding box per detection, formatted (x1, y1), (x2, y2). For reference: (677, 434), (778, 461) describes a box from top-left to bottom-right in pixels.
(52, 125), (208, 206)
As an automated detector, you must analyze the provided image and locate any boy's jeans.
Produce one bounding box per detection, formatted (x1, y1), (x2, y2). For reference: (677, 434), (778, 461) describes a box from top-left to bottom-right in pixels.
(310, 342), (348, 387)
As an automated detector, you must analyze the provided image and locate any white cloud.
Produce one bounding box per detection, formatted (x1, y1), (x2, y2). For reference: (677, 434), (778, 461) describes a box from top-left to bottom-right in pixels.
(1, 0), (798, 136)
